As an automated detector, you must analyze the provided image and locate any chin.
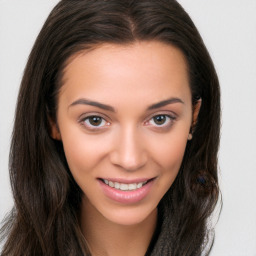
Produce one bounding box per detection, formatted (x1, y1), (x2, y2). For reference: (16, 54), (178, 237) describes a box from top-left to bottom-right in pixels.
(99, 204), (158, 227)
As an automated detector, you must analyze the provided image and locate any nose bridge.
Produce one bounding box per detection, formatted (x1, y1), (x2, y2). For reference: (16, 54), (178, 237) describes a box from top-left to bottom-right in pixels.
(110, 124), (147, 171)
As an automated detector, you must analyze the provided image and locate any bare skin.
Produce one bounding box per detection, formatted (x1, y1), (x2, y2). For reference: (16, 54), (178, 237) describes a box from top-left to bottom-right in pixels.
(80, 200), (157, 256)
(52, 41), (200, 255)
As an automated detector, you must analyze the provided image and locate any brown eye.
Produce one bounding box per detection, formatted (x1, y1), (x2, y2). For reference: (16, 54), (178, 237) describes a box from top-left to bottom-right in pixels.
(88, 116), (103, 126)
(80, 114), (110, 131)
(82, 115), (108, 128)
(79, 115), (110, 132)
(153, 115), (167, 125)
(147, 114), (176, 130)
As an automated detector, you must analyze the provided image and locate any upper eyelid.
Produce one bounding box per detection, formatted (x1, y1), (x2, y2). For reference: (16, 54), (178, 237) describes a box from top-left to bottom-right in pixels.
(147, 115), (176, 125)
(78, 112), (111, 122)
(146, 111), (177, 121)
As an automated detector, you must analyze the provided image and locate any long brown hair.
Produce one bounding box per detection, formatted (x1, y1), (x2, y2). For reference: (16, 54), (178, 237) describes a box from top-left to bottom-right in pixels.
(1, 0), (221, 255)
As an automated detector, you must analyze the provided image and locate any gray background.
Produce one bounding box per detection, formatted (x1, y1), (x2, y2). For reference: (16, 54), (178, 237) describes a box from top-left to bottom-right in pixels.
(1, 1), (256, 255)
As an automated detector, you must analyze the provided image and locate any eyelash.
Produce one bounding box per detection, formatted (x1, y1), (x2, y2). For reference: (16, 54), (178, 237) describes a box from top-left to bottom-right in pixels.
(79, 113), (176, 131)
(79, 114), (110, 131)
(145, 114), (176, 130)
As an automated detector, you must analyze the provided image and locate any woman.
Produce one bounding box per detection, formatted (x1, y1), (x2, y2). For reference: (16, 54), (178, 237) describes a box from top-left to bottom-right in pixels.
(1, 0), (221, 255)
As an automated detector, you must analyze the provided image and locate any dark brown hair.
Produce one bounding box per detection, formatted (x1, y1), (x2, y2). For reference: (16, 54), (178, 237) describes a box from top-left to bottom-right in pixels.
(1, 0), (221, 255)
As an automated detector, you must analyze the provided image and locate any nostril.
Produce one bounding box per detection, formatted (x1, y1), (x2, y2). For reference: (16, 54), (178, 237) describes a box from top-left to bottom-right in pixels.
(109, 150), (148, 171)
(109, 130), (148, 171)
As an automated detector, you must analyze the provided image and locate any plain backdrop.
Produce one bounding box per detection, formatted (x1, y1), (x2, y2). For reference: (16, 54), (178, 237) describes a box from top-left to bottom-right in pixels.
(0, 1), (256, 255)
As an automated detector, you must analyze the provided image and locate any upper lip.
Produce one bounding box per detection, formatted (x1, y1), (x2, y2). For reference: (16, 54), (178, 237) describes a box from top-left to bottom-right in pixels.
(98, 177), (155, 184)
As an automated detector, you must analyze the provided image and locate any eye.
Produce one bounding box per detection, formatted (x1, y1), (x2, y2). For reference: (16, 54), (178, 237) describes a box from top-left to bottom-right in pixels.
(80, 115), (110, 130)
(146, 114), (176, 130)
(85, 116), (105, 126)
(152, 115), (168, 126)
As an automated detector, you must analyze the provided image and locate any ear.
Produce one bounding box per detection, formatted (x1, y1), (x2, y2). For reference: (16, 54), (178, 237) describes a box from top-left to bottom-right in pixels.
(48, 118), (61, 140)
(191, 98), (202, 131)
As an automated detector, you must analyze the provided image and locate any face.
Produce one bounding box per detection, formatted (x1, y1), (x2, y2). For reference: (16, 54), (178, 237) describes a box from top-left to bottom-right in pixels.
(53, 41), (194, 226)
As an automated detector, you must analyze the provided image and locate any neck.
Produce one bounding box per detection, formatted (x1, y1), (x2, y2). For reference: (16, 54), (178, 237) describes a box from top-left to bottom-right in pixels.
(80, 197), (157, 256)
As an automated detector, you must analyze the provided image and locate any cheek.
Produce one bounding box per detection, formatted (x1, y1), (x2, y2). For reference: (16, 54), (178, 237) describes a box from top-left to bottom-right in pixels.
(152, 135), (188, 194)
(60, 130), (108, 177)
(149, 129), (189, 171)
(162, 137), (187, 170)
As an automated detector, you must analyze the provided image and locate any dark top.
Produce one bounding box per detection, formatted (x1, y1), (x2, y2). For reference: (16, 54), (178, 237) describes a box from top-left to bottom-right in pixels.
(145, 202), (173, 256)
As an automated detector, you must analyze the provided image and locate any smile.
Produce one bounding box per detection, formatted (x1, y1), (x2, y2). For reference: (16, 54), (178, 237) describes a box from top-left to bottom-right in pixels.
(102, 179), (147, 191)
(99, 178), (155, 204)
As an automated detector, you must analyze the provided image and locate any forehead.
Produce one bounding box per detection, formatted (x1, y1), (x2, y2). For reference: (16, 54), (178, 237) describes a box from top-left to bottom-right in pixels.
(59, 41), (191, 107)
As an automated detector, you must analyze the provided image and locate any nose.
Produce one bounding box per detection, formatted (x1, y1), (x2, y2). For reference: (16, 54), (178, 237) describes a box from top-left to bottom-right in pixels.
(109, 126), (148, 172)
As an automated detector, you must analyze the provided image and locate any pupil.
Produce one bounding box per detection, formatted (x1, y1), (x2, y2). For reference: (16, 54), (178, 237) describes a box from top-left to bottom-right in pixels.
(154, 115), (166, 125)
(89, 116), (102, 126)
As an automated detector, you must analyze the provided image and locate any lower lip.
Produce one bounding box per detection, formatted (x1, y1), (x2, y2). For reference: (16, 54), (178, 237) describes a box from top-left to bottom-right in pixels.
(98, 179), (154, 204)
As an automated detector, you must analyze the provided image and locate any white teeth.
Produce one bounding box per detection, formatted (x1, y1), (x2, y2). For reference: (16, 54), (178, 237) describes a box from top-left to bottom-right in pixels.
(114, 182), (120, 189)
(109, 181), (114, 187)
(128, 183), (136, 190)
(137, 182), (143, 188)
(120, 184), (129, 190)
(103, 179), (148, 191)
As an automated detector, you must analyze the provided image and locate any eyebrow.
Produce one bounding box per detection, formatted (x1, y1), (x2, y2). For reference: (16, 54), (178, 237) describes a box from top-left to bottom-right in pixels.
(69, 98), (116, 112)
(147, 97), (184, 110)
(69, 97), (184, 112)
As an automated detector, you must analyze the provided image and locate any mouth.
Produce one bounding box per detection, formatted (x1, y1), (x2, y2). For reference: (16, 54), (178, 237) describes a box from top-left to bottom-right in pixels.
(98, 177), (155, 204)
(100, 179), (151, 191)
